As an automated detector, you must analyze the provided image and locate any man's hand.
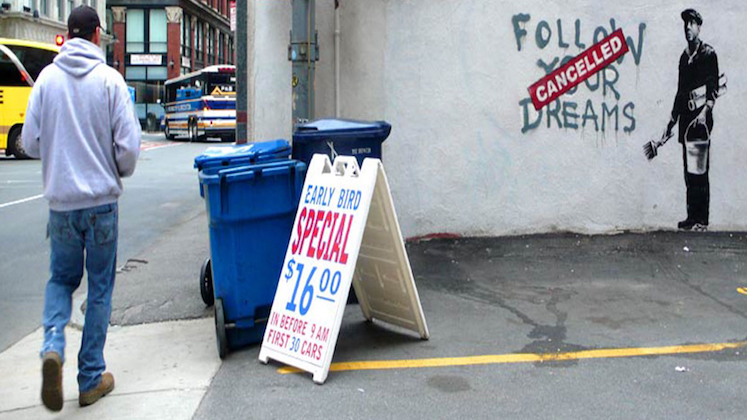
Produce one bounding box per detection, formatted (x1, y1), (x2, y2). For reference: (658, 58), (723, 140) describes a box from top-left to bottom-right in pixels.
(658, 119), (676, 148)
(695, 107), (708, 127)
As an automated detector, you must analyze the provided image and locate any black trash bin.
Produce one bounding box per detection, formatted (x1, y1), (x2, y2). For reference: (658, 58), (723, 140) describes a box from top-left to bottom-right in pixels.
(292, 119), (392, 303)
(292, 119), (391, 168)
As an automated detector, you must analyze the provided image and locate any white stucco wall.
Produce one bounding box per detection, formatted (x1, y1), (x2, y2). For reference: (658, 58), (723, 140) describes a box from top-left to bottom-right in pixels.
(251, 0), (747, 238)
(250, 1), (293, 142)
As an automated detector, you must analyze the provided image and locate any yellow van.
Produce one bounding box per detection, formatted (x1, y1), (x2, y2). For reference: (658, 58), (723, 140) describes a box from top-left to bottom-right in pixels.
(0, 38), (59, 159)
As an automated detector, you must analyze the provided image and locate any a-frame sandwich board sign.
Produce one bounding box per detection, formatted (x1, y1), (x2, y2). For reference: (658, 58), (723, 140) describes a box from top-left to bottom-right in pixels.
(259, 155), (429, 384)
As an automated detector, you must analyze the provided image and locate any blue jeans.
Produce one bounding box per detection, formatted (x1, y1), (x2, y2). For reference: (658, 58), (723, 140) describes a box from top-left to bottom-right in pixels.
(41, 203), (118, 392)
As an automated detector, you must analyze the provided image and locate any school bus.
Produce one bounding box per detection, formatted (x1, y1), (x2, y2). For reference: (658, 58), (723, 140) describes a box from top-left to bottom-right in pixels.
(0, 38), (59, 159)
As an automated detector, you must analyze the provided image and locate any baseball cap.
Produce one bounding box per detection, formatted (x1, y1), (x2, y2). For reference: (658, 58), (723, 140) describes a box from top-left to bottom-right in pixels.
(681, 8), (703, 25)
(68, 5), (101, 38)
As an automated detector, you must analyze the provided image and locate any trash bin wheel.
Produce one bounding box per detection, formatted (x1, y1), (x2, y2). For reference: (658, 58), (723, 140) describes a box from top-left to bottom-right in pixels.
(215, 298), (228, 359)
(200, 258), (214, 306)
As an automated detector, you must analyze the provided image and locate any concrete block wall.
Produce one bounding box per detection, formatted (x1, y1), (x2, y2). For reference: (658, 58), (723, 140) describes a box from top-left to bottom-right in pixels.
(250, 0), (747, 238)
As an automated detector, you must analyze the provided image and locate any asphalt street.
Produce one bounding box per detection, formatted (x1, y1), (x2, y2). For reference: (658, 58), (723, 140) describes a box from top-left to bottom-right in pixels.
(0, 134), (213, 352)
(193, 232), (747, 419)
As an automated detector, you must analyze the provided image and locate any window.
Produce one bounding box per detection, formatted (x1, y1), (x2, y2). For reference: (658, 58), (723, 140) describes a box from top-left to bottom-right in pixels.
(126, 66), (146, 80)
(0, 49), (25, 87)
(129, 78), (166, 125)
(57, 0), (63, 21)
(207, 25), (214, 64)
(149, 9), (167, 53)
(148, 66), (167, 80)
(228, 37), (234, 64)
(126, 66), (167, 81)
(91, 0), (96, 11)
(218, 33), (225, 64)
(22, 0), (31, 11)
(206, 72), (235, 95)
(195, 21), (203, 65)
(40, 0), (48, 17)
(8, 46), (57, 80)
(126, 9), (145, 53)
(0, 46), (57, 87)
(66, 0), (73, 18)
(181, 13), (191, 58)
(105, 9), (113, 38)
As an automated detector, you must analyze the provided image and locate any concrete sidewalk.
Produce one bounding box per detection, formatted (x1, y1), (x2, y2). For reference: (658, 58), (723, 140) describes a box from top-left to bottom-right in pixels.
(0, 319), (219, 419)
(0, 208), (217, 419)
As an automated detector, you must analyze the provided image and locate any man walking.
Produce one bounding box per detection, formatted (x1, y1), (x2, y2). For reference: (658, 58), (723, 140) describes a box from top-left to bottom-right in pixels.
(22, 6), (141, 411)
(664, 8), (719, 231)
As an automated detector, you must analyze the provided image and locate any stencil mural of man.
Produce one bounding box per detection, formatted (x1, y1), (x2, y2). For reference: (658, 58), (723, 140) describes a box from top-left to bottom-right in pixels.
(663, 8), (721, 231)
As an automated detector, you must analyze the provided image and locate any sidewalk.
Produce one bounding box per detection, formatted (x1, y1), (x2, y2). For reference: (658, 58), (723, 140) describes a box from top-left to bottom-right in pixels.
(0, 319), (219, 419)
(0, 207), (216, 419)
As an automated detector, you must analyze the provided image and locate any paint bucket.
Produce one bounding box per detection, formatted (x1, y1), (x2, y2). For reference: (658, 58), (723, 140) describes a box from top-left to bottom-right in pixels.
(684, 120), (710, 175)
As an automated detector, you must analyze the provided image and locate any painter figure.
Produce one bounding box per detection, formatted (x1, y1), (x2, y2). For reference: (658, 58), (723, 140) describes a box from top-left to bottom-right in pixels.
(663, 9), (720, 231)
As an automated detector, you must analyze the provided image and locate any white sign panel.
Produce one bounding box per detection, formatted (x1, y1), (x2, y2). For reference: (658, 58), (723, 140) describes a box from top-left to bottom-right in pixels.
(181, 56), (191, 69)
(130, 54), (163, 66)
(259, 155), (429, 384)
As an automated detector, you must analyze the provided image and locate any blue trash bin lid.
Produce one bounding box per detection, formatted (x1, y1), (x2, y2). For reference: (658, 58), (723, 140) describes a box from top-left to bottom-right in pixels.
(194, 139), (291, 170)
(293, 119), (391, 143)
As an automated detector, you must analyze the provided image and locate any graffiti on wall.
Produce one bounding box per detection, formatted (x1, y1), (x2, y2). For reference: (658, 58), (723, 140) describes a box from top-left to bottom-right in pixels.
(512, 15), (646, 134)
(645, 9), (723, 231)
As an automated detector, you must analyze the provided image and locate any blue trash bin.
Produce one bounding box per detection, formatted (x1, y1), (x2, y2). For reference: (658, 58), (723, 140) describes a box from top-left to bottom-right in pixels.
(292, 119), (391, 168)
(199, 159), (306, 357)
(195, 140), (291, 197)
(194, 139), (291, 171)
(194, 139), (293, 307)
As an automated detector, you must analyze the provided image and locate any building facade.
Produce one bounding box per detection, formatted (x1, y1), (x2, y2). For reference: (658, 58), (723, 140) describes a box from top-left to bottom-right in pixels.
(0, 0), (108, 47)
(107, 0), (235, 127)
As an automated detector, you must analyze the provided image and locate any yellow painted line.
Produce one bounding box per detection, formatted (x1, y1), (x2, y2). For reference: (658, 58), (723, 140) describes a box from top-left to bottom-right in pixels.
(277, 341), (747, 374)
(737, 287), (747, 296)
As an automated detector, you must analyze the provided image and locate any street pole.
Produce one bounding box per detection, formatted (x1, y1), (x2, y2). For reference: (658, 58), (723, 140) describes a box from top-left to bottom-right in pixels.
(290, 0), (318, 127)
(235, 0), (248, 144)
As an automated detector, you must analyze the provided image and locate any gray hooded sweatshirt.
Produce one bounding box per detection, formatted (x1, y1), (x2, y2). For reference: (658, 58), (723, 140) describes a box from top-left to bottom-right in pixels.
(22, 38), (141, 211)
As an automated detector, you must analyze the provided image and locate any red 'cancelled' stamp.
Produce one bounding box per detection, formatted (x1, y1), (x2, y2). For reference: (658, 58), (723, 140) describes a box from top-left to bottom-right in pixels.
(528, 29), (629, 111)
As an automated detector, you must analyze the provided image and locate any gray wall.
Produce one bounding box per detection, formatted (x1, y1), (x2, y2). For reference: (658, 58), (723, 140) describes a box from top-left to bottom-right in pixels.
(250, 0), (746, 237)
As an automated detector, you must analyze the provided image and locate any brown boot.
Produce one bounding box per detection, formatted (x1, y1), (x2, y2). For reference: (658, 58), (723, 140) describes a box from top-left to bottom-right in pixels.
(41, 352), (63, 412)
(78, 372), (115, 407)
